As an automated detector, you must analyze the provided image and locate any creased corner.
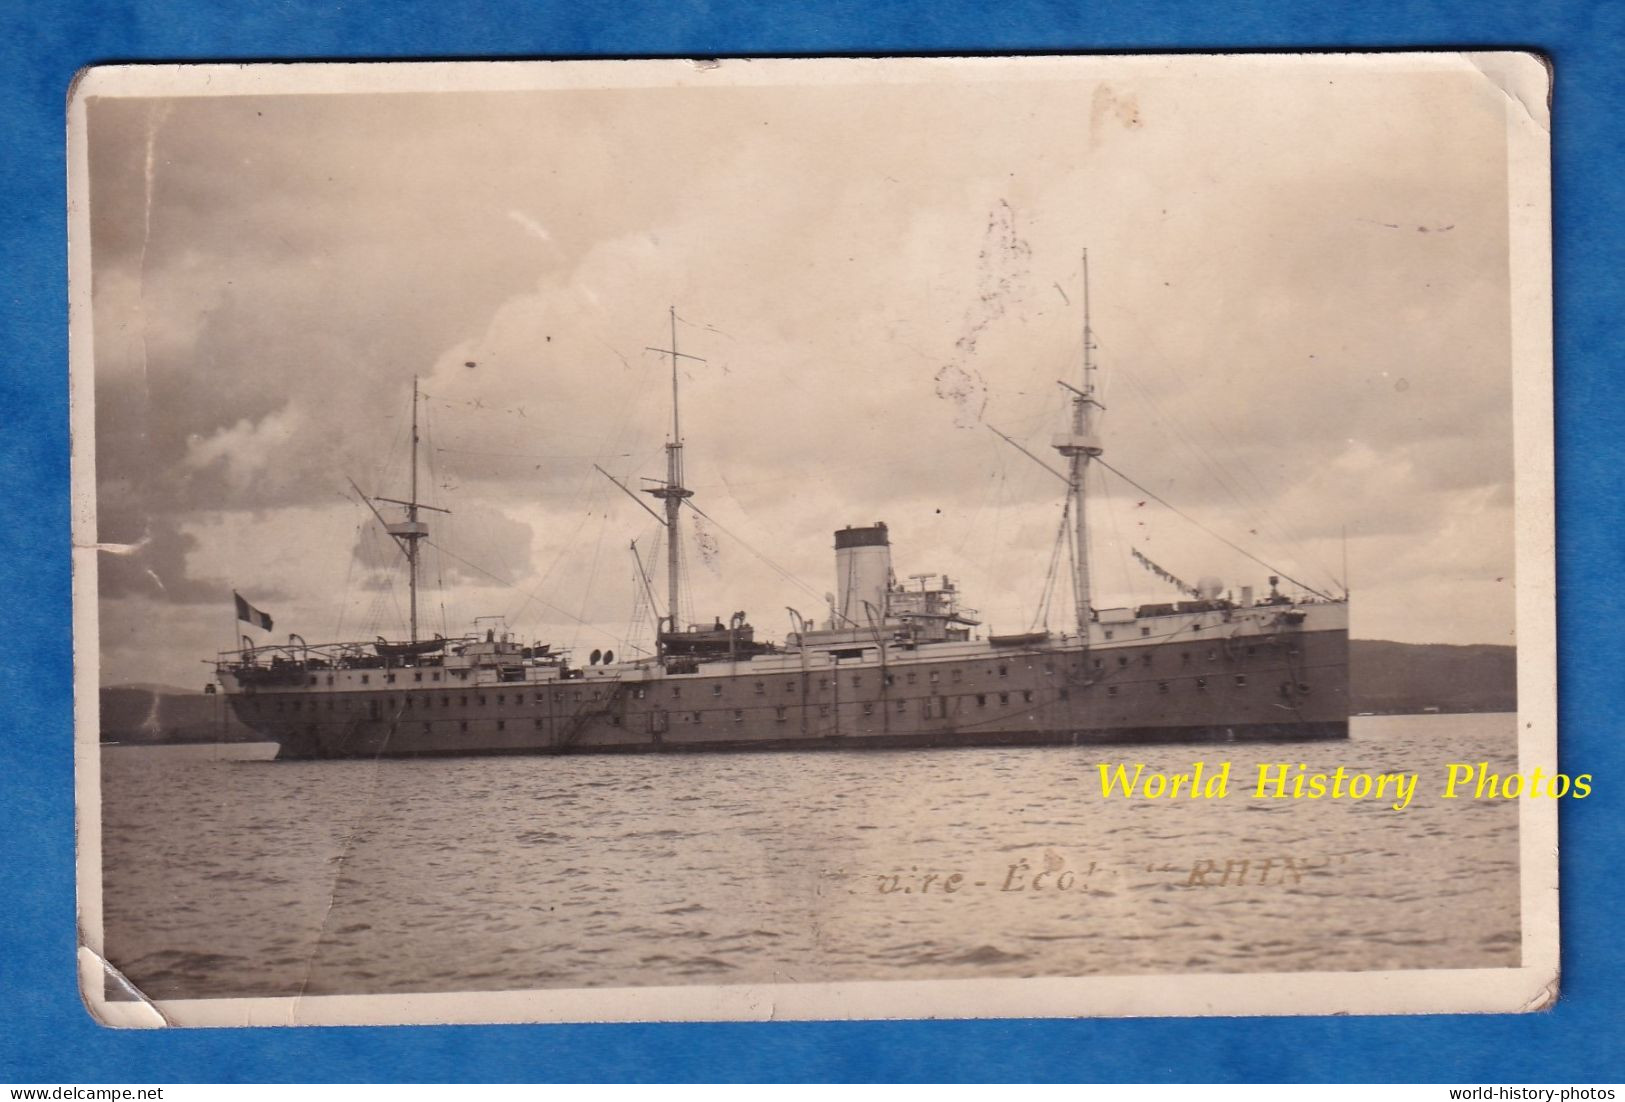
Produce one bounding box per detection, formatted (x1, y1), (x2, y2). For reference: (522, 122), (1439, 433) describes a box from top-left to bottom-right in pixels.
(1519, 972), (1560, 1013)
(1463, 51), (1552, 134)
(77, 945), (172, 1028)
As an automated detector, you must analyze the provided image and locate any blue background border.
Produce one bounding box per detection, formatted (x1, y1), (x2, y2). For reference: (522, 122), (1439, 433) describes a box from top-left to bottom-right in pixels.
(5, 0), (1620, 1083)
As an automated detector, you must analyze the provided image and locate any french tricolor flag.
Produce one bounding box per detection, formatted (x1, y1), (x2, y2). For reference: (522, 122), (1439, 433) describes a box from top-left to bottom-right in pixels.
(233, 591), (274, 632)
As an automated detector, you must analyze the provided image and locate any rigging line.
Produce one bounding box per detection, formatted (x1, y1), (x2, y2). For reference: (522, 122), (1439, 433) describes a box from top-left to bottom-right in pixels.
(672, 311), (736, 341)
(1097, 461), (1138, 609)
(422, 402), (453, 637)
(678, 497), (824, 602)
(569, 477), (616, 649)
(363, 529), (398, 636)
(334, 512), (362, 643)
(1040, 499), (1073, 630)
(648, 527), (666, 636)
(680, 546), (695, 629)
(953, 433), (1006, 560)
(437, 446), (635, 460)
(1031, 497), (1071, 632)
(421, 397), (437, 506)
(988, 425), (1068, 484)
(417, 393), (536, 418)
(495, 461), (599, 626)
(625, 547), (653, 654)
(380, 395), (415, 503)
(509, 470), (607, 626)
(423, 538), (604, 631)
(479, 506), (523, 605)
(1107, 352), (1325, 588)
(1095, 458), (1335, 601)
(508, 477), (603, 631)
(596, 464), (666, 525)
(1111, 366), (1262, 531)
(1117, 365), (1337, 590)
(1116, 368), (1284, 553)
(1064, 493), (1081, 626)
(436, 545), (449, 640)
(569, 512), (608, 654)
(672, 508), (696, 628)
(420, 402), (444, 631)
(1175, 389), (1340, 588)
(370, 551), (406, 640)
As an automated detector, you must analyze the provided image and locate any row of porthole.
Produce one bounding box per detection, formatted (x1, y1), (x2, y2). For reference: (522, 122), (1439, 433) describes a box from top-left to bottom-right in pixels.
(1103, 675), (1312, 697)
(685, 663), (1059, 699)
(1092, 644), (1299, 672)
(259, 687), (614, 712)
(311, 669), (473, 687)
(284, 644), (1304, 700)
(266, 671), (1312, 716)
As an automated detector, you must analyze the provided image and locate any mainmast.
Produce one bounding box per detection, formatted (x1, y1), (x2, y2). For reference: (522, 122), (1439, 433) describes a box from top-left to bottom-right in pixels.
(1052, 250), (1104, 636)
(644, 306), (699, 633)
(378, 376), (443, 643)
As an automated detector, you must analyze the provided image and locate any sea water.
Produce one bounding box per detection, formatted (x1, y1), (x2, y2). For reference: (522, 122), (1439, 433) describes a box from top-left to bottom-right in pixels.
(99, 713), (1520, 1000)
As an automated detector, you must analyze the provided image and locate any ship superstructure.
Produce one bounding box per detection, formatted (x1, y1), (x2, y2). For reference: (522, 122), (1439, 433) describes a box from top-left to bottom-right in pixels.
(213, 262), (1350, 759)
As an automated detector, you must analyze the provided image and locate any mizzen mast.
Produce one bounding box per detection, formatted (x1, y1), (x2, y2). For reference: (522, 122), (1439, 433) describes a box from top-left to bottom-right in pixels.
(1051, 250), (1105, 636)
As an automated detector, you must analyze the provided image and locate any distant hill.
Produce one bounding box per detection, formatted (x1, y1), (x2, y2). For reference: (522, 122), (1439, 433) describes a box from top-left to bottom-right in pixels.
(99, 639), (1517, 742)
(99, 685), (260, 743)
(1350, 640), (1516, 715)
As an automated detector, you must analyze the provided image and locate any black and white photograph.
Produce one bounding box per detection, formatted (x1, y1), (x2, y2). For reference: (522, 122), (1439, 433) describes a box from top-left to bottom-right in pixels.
(69, 54), (1556, 1027)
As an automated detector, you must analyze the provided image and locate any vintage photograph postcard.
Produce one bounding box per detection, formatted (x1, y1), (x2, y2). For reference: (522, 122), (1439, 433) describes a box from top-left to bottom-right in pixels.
(69, 53), (1556, 1027)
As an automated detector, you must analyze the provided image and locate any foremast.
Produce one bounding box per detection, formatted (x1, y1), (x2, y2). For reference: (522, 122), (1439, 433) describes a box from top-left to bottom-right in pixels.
(1052, 250), (1104, 636)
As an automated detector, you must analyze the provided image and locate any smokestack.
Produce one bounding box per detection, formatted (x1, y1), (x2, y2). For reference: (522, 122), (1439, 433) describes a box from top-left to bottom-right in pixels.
(834, 523), (891, 628)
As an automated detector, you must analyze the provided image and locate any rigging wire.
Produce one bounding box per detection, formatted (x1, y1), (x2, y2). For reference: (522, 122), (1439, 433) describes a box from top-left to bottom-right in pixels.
(1114, 361), (1338, 591)
(435, 446), (634, 461)
(624, 540), (653, 656)
(500, 469), (604, 632)
(951, 432), (1008, 562)
(1181, 393), (1341, 589)
(677, 525), (695, 629)
(1094, 457), (1334, 601)
(1064, 496), (1080, 625)
(354, 522), (406, 639)
(333, 506), (362, 643)
(424, 537), (609, 631)
(418, 392), (538, 419)
(568, 479), (612, 654)
(1097, 460), (1139, 609)
(372, 399), (411, 508)
(432, 431), (454, 637)
(418, 397), (451, 638)
(1029, 497), (1071, 632)
(679, 497), (824, 603)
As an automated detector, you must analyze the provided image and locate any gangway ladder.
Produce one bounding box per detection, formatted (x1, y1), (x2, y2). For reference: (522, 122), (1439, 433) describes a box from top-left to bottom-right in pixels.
(554, 680), (629, 751)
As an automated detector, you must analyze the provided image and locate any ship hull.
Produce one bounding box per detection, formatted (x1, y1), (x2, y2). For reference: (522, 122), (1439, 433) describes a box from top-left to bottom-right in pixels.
(223, 618), (1349, 760)
(268, 721), (1347, 760)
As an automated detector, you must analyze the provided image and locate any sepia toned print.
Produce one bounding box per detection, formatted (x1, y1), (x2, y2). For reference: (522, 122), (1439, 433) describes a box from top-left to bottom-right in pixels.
(69, 54), (1556, 1027)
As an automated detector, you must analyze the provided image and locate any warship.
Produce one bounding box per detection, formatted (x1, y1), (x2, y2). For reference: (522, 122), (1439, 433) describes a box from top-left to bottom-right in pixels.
(212, 262), (1350, 759)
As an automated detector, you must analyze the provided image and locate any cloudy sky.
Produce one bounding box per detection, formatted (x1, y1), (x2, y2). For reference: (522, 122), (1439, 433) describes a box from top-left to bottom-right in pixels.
(82, 57), (1524, 689)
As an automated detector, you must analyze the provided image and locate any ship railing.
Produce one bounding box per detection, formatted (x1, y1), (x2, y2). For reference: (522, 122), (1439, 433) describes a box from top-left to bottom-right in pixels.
(215, 633), (568, 673)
